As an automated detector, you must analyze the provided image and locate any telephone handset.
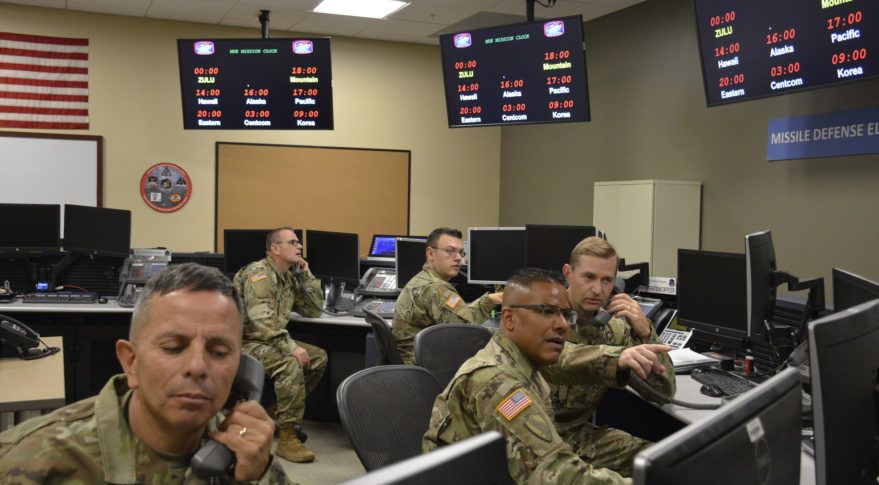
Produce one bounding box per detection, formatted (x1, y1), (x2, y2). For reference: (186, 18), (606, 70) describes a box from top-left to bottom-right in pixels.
(0, 314), (58, 360)
(191, 354), (265, 478)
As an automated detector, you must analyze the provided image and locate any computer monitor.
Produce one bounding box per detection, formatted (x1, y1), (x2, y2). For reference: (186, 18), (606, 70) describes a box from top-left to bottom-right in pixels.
(367, 234), (409, 261)
(524, 224), (596, 272)
(808, 299), (879, 485)
(395, 237), (427, 290)
(677, 249), (748, 340)
(832, 268), (879, 312)
(340, 431), (513, 485)
(0, 203), (60, 255)
(63, 204), (131, 257)
(746, 230), (777, 338)
(223, 229), (304, 276)
(467, 227), (527, 285)
(633, 366), (802, 485)
(305, 229), (360, 285)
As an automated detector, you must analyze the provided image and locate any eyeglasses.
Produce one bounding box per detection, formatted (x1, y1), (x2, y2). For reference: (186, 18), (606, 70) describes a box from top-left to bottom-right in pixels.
(430, 246), (466, 258)
(509, 304), (577, 325)
(276, 239), (302, 248)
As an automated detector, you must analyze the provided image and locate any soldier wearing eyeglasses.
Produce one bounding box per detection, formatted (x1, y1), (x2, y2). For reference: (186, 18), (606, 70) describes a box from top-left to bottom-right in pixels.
(392, 227), (503, 365)
(233, 227), (326, 463)
(423, 268), (669, 484)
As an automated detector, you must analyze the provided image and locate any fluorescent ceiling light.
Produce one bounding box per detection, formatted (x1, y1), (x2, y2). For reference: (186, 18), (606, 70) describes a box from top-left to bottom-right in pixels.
(313, 0), (409, 19)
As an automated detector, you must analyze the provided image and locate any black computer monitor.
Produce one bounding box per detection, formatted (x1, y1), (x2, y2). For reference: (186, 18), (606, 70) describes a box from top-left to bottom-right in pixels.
(808, 299), (879, 485)
(340, 431), (513, 485)
(395, 237), (427, 290)
(746, 230), (777, 338)
(524, 224), (596, 272)
(467, 227), (527, 285)
(832, 268), (879, 312)
(223, 229), (303, 276)
(368, 234), (407, 260)
(677, 249), (748, 340)
(632, 366), (802, 485)
(305, 229), (360, 284)
(0, 203), (60, 255)
(63, 204), (131, 257)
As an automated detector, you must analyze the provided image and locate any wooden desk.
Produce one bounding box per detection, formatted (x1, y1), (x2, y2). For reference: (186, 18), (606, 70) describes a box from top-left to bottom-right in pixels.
(0, 336), (65, 412)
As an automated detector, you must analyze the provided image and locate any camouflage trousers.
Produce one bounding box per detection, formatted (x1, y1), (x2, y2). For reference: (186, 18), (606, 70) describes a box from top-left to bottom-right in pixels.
(243, 337), (327, 429)
(562, 424), (651, 477)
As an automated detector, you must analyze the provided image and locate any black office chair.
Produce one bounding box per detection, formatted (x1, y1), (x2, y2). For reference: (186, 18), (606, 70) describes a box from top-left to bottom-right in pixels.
(414, 324), (494, 390)
(336, 365), (442, 471)
(364, 309), (404, 365)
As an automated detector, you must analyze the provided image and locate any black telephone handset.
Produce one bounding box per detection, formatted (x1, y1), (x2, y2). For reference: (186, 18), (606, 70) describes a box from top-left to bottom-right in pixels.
(191, 354), (265, 478)
(0, 313), (45, 359)
(594, 286), (624, 326)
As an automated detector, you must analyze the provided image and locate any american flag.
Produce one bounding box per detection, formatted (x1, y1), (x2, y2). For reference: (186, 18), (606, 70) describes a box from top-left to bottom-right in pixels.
(496, 388), (533, 421)
(0, 32), (89, 130)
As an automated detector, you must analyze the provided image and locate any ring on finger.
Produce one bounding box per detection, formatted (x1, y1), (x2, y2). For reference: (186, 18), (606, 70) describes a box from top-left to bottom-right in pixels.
(239, 427), (248, 438)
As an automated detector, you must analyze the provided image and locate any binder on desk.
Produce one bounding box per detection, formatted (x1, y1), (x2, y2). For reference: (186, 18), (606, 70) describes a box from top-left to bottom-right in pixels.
(669, 348), (721, 373)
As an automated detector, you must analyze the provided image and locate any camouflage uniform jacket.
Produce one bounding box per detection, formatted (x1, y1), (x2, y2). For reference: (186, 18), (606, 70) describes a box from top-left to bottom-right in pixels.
(423, 332), (631, 485)
(392, 263), (496, 365)
(549, 315), (676, 437)
(234, 257), (323, 353)
(0, 374), (292, 484)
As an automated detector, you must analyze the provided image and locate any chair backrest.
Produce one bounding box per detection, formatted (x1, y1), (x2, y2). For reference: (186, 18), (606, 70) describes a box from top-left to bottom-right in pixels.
(336, 365), (443, 471)
(364, 309), (404, 365)
(414, 323), (494, 390)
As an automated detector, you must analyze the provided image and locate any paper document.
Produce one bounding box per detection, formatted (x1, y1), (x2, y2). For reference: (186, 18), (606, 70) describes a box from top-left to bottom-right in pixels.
(668, 348), (721, 373)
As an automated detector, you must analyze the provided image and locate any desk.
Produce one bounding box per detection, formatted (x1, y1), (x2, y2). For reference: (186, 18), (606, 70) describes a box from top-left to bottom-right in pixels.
(0, 336), (65, 413)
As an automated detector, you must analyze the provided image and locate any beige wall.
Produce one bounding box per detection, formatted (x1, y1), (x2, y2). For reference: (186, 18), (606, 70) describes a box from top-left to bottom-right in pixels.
(0, 3), (501, 251)
(499, 0), (879, 298)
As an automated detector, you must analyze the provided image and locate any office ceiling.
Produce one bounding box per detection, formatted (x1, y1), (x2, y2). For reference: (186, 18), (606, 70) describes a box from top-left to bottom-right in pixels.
(2, 0), (645, 45)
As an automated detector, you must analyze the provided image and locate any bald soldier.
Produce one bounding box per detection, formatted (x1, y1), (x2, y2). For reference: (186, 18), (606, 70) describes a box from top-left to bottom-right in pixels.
(0, 263), (291, 484)
(392, 227), (502, 365)
(423, 268), (671, 484)
(552, 237), (677, 476)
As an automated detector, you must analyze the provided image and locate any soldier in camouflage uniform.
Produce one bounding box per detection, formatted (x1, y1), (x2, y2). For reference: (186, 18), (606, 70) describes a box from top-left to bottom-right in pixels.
(393, 227), (502, 364)
(423, 268), (671, 484)
(233, 227), (326, 463)
(0, 263), (292, 484)
(552, 237), (676, 476)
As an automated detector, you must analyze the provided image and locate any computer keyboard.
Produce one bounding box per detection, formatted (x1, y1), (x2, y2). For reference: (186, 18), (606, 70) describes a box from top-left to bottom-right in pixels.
(691, 367), (757, 397)
(23, 292), (99, 304)
(352, 299), (396, 318)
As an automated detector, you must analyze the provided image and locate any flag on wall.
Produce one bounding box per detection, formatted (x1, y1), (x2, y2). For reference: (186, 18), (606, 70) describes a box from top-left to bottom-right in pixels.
(0, 32), (89, 130)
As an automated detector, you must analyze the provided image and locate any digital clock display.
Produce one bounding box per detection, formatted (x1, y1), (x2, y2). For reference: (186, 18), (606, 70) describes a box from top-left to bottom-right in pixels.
(694, 0), (879, 106)
(439, 15), (590, 127)
(177, 38), (333, 129)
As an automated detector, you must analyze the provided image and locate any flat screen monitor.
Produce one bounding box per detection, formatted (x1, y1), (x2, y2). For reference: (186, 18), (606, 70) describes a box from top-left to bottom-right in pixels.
(368, 234), (411, 260)
(525, 224), (596, 272)
(808, 299), (879, 485)
(677, 249), (748, 340)
(223, 229), (303, 276)
(0, 203), (60, 254)
(832, 268), (879, 312)
(692, 0), (879, 106)
(177, 37), (333, 129)
(63, 204), (131, 257)
(746, 230), (777, 338)
(306, 230), (360, 284)
(395, 237), (428, 290)
(633, 366), (802, 484)
(340, 431), (513, 485)
(439, 15), (590, 127)
(467, 227), (527, 285)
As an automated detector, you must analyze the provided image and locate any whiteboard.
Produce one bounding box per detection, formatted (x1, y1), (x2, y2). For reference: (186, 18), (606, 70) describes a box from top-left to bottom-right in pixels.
(0, 131), (102, 207)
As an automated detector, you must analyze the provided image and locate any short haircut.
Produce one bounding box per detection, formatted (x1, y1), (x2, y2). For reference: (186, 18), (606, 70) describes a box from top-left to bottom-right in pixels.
(569, 236), (618, 267)
(426, 227), (463, 248)
(503, 268), (567, 306)
(129, 263), (242, 342)
(266, 226), (296, 251)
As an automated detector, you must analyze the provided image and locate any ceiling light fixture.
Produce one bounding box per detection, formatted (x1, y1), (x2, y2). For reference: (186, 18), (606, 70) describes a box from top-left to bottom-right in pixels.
(313, 0), (409, 19)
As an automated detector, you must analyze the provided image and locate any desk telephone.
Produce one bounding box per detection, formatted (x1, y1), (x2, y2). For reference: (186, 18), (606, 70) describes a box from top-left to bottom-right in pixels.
(0, 314), (58, 360)
(357, 268), (399, 298)
(191, 354), (265, 478)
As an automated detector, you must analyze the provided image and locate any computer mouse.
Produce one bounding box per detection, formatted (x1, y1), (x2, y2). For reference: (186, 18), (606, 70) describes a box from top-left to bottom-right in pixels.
(97, 297), (108, 304)
(700, 384), (725, 398)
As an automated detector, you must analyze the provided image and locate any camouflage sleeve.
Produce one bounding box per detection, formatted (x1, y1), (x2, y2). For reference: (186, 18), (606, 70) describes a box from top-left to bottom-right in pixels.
(0, 425), (103, 483)
(632, 323), (676, 402)
(540, 341), (624, 387)
(290, 271), (323, 318)
(235, 270), (290, 344)
(423, 283), (474, 324)
(465, 371), (630, 485)
(248, 456), (297, 484)
(465, 292), (497, 324)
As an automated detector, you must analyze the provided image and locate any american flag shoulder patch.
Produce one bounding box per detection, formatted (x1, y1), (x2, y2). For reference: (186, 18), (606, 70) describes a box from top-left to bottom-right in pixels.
(496, 388), (533, 421)
(444, 293), (462, 309)
(250, 273), (268, 283)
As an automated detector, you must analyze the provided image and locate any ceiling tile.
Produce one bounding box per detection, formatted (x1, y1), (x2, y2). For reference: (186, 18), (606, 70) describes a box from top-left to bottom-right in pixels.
(67, 0), (151, 17)
(389, 4), (475, 26)
(360, 18), (443, 37)
(290, 12), (378, 37)
(220, 4), (309, 30)
(0, 0), (65, 9)
(407, 0), (504, 10)
(147, 0), (237, 24)
(234, 0), (321, 9)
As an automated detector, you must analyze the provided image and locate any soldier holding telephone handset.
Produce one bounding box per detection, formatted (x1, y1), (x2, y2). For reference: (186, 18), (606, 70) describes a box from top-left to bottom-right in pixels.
(0, 264), (292, 483)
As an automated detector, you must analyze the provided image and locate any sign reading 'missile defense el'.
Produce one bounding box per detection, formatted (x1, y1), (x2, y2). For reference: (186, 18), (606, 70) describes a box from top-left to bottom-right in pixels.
(767, 106), (879, 161)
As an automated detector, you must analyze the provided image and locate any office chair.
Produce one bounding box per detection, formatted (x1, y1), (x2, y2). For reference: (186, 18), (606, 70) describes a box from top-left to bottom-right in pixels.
(363, 310), (404, 365)
(336, 365), (442, 471)
(414, 324), (494, 390)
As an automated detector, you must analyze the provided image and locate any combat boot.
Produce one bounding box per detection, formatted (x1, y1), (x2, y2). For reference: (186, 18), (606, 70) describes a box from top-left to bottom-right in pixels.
(276, 427), (315, 463)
